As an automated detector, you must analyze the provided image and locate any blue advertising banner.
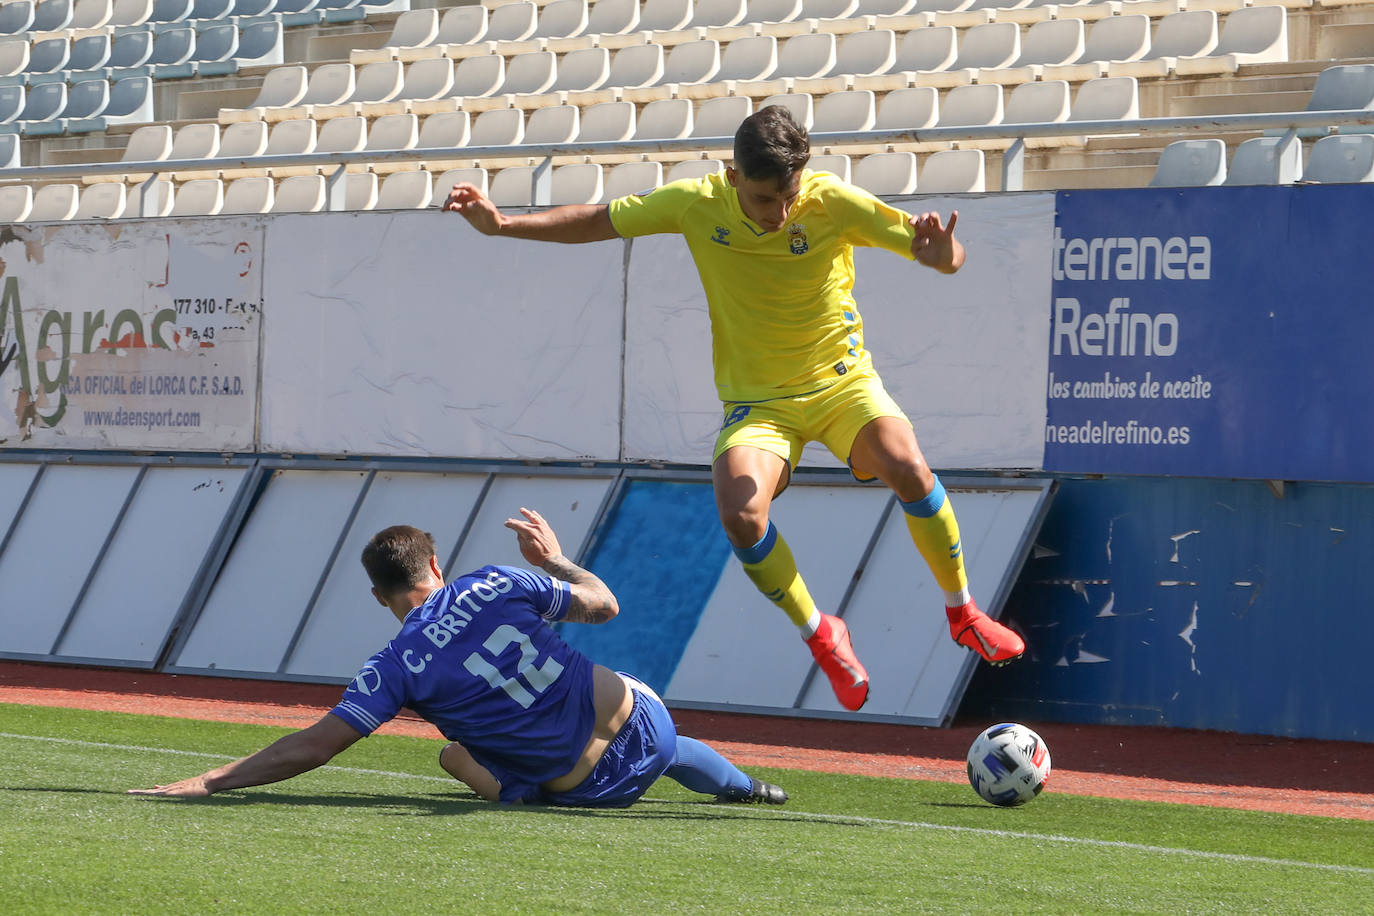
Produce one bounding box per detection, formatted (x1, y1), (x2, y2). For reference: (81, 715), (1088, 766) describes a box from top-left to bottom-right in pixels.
(1043, 184), (1374, 483)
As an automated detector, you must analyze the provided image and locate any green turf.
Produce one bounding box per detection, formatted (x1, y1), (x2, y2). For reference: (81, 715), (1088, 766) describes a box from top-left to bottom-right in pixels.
(2, 704), (1371, 915)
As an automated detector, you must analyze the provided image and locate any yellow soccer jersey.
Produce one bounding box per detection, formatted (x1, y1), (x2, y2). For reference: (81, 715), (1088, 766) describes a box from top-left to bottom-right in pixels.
(608, 169), (918, 403)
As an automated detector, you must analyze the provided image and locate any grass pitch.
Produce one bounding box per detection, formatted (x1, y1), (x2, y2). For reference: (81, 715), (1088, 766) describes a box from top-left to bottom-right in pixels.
(1, 703), (1371, 915)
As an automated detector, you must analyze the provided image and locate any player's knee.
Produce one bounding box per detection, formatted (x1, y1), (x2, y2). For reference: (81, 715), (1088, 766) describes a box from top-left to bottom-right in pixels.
(718, 505), (768, 547)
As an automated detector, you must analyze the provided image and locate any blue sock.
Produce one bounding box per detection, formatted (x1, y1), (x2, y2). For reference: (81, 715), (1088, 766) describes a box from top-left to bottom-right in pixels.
(664, 736), (753, 799)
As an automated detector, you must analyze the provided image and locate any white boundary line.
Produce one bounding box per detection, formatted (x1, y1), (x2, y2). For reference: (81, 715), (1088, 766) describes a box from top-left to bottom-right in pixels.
(6, 731), (1372, 877)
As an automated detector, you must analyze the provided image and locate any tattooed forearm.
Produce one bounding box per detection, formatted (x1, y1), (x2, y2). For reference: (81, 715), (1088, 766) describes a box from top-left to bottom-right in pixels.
(541, 554), (619, 624)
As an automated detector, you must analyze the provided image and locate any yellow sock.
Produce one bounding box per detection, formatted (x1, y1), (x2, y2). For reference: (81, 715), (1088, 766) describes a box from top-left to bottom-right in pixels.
(733, 522), (818, 628)
(901, 476), (969, 596)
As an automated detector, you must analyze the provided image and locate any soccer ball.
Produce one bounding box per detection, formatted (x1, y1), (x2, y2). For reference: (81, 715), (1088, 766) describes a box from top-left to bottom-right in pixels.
(966, 723), (1051, 807)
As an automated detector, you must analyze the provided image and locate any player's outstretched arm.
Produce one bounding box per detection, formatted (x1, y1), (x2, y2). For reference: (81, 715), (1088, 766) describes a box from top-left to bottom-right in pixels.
(128, 713), (363, 798)
(505, 507), (619, 624)
(910, 210), (965, 274)
(443, 182), (620, 244)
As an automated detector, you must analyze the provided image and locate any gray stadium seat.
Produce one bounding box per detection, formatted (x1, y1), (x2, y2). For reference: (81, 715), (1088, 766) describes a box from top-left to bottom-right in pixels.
(1148, 138), (1227, 187)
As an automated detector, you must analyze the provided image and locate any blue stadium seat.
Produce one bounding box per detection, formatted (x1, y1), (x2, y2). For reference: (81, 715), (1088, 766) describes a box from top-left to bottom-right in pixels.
(198, 19), (280, 75)
(33, 0), (75, 32)
(27, 76), (108, 136)
(0, 2), (36, 37)
(67, 74), (152, 132)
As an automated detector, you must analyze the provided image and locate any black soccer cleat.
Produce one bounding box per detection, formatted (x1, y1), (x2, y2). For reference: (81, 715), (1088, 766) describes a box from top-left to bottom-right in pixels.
(718, 778), (788, 805)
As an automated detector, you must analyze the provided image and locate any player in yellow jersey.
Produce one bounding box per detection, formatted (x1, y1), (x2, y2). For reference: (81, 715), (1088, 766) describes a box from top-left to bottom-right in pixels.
(443, 106), (1024, 711)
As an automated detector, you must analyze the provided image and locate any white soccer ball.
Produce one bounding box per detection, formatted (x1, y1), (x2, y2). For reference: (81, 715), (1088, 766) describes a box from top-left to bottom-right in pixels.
(966, 723), (1051, 807)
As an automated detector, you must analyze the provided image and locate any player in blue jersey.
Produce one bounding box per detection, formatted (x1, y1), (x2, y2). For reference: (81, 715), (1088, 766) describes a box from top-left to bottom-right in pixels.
(130, 508), (787, 808)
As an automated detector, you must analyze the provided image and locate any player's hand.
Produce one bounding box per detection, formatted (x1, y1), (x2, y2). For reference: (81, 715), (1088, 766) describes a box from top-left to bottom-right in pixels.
(910, 210), (964, 274)
(505, 507), (563, 567)
(128, 776), (212, 797)
(443, 182), (505, 236)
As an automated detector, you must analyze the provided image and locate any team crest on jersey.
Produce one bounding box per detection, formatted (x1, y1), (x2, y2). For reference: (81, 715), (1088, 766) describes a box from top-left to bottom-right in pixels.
(712, 225), (731, 246)
(787, 224), (809, 255)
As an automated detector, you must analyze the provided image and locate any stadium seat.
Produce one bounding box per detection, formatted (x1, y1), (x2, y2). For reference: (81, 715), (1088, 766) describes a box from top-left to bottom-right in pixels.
(170, 122), (220, 161)
(30, 183), (80, 221)
(221, 65), (308, 123)
(104, 31), (153, 79)
(26, 39), (71, 82)
(640, 0), (693, 33)
(680, 35), (777, 99)
(123, 177), (173, 217)
(760, 90), (813, 129)
(0, 184), (32, 221)
(0, 85), (28, 126)
(1068, 76), (1139, 123)
(109, 0), (153, 27)
(71, 0), (113, 28)
(1148, 138), (1227, 186)
(1173, 5), (1287, 76)
(633, 96), (693, 139)
(407, 54), (500, 117)
(284, 115), (365, 176)
(364, 112), (418, 156)
(266, 62), (355, 122)
(361, 58), (451, 117)
(690, 94), (752, 139)
(30, 77), (106, 135)
(623, 39), (719, 103)
(1042, 15), (1151, 82)
(792, 29), (895, 95)
(465, 50), (555, 112)
(918, 147), (985, 192)
(376, 168), (433, 208)
(746, 0), (804, 26)
(147, 27), (197, 77)
(565, 43), (665, 107)
(853, 26), (959, 93)
(524, 102), (579, 143)
(116, 123), (173, 180)
(0, 41), (29, 82)
(66, 33), (114, 77)
(74, 181), (126, 220)
(344, 171), (378, 209)
(812, 88), (876, 134)
(1110, 10), (1218, 79)
(809, 152), (851, 180)
(221, 175), (274, 213)
(500, 0), (588, 54)
(68, 75), (151, 133)
(1302, 64), (1374, 136)
(431, 166), (487, 204)
(936, 82), (1002, 132)
(540, 46), (609, 103)
(233, 0), (277, 16)
(667, 157), (725, 180)
(198, 21), (283, 77)
(1223, 135), (1302, 185)
(737, 32), (838, 99)
(853, 150), (918, 194)
(875, 85), (938, 130)
(175, 23), (239, 79)
(0, 132), (19, 169)
(1304, 133), (1374, 183)
(401, 5), (485, 62)
(0, 2), (36, 38)
(272, 174), (326, 212)
(468, 106), (524, 146)
(602, 159), (662, 200)
(985, 18), (1084, 85)
(996, 78), (1072, 148)
(190, 0), (233, 20)
(353, 8), (438, 64)
(16, 82), (67, 129)
(948, 21), (1020, 80)
(551, 161), (602, 204)
(576, 99), (635, 141)
(685, 0), (745, 29)
(147, 0), (190, 24)
(33, 0), (74, 33)
(482, 0), (539, 43)
(416, 110), (470, 151)
(313, 60), (404, 119)
(218, 116), (312, 178)
(489, 163), (542, 206)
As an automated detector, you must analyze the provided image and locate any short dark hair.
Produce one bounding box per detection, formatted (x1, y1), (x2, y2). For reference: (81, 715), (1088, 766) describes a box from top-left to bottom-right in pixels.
(361, 525), (437, 598)
(733, 105), (811, 183)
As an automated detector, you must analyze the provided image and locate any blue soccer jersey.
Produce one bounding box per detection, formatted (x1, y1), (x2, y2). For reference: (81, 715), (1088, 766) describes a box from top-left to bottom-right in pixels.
(330, 565), (598, 803)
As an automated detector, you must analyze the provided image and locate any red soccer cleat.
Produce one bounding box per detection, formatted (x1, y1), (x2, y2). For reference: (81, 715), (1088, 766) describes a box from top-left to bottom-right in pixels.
(806, 613), (870, 711)
(947, 601), (1025, 666)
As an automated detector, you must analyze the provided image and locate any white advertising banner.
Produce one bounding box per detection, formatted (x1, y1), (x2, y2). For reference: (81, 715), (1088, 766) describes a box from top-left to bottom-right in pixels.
(622, 192), (1055, 469)
(0, 219), (263, 451)
(259, 211), (624, 460)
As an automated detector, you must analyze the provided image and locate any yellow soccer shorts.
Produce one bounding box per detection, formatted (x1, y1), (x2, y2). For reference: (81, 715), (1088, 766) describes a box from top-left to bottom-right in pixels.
(712, 365), (911, 480)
